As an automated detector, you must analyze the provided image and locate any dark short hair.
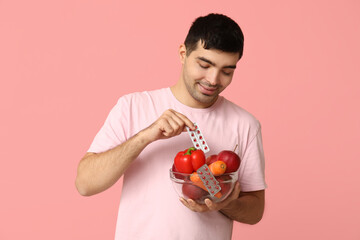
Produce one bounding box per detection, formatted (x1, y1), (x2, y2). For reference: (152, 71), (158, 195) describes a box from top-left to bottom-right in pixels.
(184, 13), (244, 59)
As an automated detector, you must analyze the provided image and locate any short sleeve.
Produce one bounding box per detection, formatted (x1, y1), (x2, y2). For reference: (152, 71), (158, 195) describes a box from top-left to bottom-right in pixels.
(238, 125), (267, 192)
(87, 97), (129, 153)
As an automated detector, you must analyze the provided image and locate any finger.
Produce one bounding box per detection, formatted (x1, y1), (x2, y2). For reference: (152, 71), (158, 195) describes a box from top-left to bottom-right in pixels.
(206, 183), (242, 211)
(180, 198), (190, 208)
(204, 198), (217, 211)
(187, 199), (208, 212)
(166, 115), (186, 136)
(181, 198), (199, 212)
(187, 199), (197, 208)
(161, 110), (187, 136)
(171, 110), (195, 131)
(180, 198), (198, 212)
(159, 119), (176, 137)
(232, 181), (241, 198)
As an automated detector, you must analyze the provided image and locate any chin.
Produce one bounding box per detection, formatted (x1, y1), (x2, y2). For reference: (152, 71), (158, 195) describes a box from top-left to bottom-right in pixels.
(186, 82), (219, 106)
(196, 93), (218, 106)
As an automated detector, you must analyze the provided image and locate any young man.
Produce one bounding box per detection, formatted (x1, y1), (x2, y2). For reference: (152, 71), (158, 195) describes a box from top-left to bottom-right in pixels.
(76, 13), (267, 239)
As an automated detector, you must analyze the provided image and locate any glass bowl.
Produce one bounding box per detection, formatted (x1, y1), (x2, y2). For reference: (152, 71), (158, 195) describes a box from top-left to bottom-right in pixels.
(169, 168), (238, 204)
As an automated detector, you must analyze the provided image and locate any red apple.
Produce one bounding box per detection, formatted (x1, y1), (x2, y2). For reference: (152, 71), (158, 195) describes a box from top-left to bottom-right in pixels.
(217, 150), (241, 173)
(182, 183), (208, 200)
(206, 154), (218, 165)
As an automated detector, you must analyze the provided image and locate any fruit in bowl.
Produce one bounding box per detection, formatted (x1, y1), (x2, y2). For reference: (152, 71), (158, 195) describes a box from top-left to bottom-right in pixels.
(169, 168), (238, 204)
(170, 147), (241, 204)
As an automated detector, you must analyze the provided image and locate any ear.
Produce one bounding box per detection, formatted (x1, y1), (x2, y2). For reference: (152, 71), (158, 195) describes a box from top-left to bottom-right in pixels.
(179, 44), (187, 64)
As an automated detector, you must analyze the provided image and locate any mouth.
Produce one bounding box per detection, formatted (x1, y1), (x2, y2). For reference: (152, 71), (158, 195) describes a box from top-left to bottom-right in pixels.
(197, 83), (218, 96)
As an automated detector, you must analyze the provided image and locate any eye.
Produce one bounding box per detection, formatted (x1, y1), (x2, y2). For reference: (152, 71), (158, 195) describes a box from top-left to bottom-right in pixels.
(199, 63), (209, 69)
(222, 70), (233, 76)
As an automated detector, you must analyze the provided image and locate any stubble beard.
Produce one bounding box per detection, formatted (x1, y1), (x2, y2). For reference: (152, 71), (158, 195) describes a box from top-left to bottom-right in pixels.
(184, 79), (219, 106)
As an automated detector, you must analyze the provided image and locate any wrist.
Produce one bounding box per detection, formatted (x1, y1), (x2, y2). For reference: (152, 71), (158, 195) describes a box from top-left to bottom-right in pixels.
(137, 128), (156, 146)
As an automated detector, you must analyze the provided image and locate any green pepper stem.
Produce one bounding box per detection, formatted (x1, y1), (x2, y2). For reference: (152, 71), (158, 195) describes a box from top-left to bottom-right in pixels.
(185, 147), (196, 155)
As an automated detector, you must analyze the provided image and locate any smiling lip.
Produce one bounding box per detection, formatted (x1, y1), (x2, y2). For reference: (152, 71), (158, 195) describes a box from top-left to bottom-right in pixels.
(198, 83), (217, 95)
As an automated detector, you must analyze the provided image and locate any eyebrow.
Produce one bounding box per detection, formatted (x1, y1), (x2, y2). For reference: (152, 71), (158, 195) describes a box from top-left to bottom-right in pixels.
(197, 56), (237, 69)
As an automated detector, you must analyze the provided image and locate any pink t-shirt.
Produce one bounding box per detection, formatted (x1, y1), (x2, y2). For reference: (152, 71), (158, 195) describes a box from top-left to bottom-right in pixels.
(88, 87), (267, 240)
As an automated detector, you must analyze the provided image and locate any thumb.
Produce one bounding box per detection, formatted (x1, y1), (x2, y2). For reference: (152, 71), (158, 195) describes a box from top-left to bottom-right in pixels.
(233, 181), (241, 197)
(226, 181), (241, 202)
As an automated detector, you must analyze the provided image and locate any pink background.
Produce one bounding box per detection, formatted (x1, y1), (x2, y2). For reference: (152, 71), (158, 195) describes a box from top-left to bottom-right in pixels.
(1, 0), (359, 239)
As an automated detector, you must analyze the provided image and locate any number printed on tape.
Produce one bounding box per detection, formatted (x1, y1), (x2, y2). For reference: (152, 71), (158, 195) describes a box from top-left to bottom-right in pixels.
(186, 123), (210, 153)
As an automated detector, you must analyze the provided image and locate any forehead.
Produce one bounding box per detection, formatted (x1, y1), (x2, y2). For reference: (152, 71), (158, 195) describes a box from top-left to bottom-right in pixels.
(188, 41), (240, 66)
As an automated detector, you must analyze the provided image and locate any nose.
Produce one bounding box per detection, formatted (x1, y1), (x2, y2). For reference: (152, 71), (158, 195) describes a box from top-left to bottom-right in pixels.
(206, 69), (220, 86)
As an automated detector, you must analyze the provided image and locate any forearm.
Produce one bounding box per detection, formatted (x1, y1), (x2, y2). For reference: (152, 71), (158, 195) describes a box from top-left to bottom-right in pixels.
(75, 130), (152, 196)
(220, 190), (265, 224)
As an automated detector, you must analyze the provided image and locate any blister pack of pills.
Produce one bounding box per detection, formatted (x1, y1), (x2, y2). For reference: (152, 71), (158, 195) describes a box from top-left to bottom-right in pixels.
(196, 165), (221, 197)
(186, 123), (221, 196)
(186, 123), (210, 153)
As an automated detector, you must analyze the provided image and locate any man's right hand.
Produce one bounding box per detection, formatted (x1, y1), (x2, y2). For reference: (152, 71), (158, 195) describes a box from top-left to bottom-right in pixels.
(76, 109), (195, 196)
(142, 109), (195, 143)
